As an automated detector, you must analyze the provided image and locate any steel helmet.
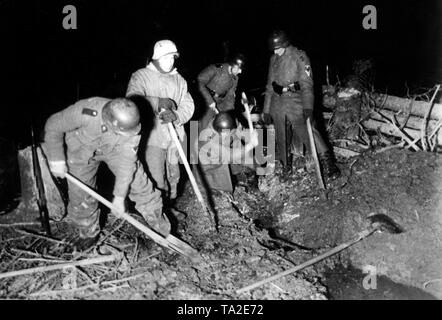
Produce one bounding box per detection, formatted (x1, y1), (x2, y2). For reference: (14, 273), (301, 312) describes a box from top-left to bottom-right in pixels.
(268, 30), (290, 50)
(102, 98), (141, 135)
(229, 53), (246, 70)
(152, 40), (180, 60)
(213, 112), (236, 133)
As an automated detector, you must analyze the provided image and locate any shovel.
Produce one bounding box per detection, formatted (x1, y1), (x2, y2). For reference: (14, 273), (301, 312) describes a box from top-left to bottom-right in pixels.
(236, 213), (404, 294)
(306, 117), (327, 197)
(166, 122), (219, 232)
(65, 173), (202, 263)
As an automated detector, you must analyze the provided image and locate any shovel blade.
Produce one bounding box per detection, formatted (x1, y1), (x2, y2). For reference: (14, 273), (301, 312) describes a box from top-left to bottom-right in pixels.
(165, 234), (203, 263)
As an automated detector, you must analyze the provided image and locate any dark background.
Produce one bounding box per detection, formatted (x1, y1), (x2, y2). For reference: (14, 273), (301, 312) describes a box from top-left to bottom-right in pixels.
(1, 0), (441, 144)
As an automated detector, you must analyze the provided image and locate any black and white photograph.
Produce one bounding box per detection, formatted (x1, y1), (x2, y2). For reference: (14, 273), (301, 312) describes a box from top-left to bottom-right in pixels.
(0, 0), (441, 304)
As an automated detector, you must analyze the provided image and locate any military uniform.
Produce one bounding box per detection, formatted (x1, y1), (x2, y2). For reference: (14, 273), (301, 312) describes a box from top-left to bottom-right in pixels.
(193, 121), (255, 193)
(197, 63), (238, 131)
(43, 97), (168, 238)
(126, 63), (194, 200)
(263, 45), (329, 166)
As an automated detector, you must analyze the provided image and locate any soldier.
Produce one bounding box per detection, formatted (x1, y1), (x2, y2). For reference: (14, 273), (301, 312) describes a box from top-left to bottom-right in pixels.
(43, 97), (170, 250)
(262, 30), (340, 179)
(194, 112), (259, 193)
(126, 40), (194, 206)
(197, 53), (246, 131)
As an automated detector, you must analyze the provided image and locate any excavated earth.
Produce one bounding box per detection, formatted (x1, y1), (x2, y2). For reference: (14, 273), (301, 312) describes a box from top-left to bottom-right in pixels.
(0, 147), (441, 300)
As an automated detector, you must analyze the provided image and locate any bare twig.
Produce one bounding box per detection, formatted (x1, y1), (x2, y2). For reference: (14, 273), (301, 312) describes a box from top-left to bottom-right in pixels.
(30, 271), (150, 297)
(16, 229), (68, 246)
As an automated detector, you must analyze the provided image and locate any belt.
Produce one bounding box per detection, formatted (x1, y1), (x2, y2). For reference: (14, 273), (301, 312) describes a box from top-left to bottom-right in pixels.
(272, 81), (301, 94)
(207, 87), (227, 99)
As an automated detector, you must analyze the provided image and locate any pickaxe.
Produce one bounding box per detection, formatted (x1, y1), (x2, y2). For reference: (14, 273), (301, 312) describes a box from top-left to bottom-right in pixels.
(236, 213), (404, 294)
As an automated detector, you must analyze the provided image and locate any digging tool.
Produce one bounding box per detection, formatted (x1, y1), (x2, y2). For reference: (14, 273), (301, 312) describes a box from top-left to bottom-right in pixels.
(241, 92), (255, 133)
(306, 117), (326, 194)
(166, 122), (218, 232)
(64, 173), (202, 263)
(30, 122), (51, 236)
(236, 213), (404, 294)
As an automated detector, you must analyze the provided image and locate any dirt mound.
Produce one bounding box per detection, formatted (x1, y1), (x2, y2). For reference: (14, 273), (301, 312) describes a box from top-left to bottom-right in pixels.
(250, 149), (442, 299)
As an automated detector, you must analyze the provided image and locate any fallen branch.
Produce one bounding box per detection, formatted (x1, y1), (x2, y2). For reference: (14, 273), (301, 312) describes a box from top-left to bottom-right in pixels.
(387, 115), (421, 151)
(374, 141), (406, 154)
(30, 271), (150, 296)
(421, 84), (441, 151)
(0, 222), (53, 228)
(0, 254), (119, 280)
(16, 229), (68, 246)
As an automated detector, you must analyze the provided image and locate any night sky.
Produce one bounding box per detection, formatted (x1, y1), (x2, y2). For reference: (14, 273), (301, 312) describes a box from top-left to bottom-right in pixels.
(2, 0), (441, 143)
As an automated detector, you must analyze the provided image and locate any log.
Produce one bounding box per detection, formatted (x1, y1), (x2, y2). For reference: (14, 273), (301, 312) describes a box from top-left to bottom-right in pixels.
(371, 93), (442, 121)
(368, 109), (439, 132)
(362, 118), (442, 146)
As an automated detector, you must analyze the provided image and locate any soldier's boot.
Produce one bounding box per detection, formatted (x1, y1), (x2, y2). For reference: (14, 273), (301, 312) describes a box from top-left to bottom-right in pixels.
(282, 154), (293, 174)
(141, 208), (171, 237)
(74, 226), (100, 251)
(319, 151), (341, 180)
(165, 198), (187, 222)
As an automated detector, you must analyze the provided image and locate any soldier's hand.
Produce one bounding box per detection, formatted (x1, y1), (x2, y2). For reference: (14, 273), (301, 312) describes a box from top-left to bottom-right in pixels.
(111, 196), (126, 218)
(249, 130), (259, 148)
(303, 109), (314, 121)
(262, 113), (272, 125)
(158, 97), (177, 111)
(272, 81), (284, 95)
(159, 109), (178, 124)
(209, 102), (219, 114)
(49, 160), (68, 178)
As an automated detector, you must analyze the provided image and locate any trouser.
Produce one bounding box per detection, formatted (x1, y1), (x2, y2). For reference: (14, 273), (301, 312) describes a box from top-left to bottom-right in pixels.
(66, 150), (167, 238)
(145, 145), (180, 200)
(195, 163), (233, 193)
(270, 97), (328, 166)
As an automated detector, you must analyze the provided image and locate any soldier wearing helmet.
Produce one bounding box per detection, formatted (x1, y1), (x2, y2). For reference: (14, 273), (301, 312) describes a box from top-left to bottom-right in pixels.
(262, 30), (340, 180)
(43, 97), (170, 249)
(197, 53), (246, 131)
(193, 112), (258, 193)
(126, 40), (195, 206)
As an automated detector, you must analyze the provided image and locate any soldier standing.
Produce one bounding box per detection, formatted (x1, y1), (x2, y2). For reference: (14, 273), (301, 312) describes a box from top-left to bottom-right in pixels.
(262, 30), (340, 179)
(197, 53), (246, 131)
(44, 97), (170, 249)
(126, 40), (195, 205)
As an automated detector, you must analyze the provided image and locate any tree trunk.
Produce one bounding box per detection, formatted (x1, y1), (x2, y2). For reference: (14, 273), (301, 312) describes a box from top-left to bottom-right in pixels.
(371, 93), (442, 121)
(17, 146), (66, 220)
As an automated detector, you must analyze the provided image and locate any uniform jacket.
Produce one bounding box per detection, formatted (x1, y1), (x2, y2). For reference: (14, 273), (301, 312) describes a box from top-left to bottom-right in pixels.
(126, 63), (194, 149)
(43, 97), (141, 197)
(263, 45), (314, 113)
(197, 63), (238, 111)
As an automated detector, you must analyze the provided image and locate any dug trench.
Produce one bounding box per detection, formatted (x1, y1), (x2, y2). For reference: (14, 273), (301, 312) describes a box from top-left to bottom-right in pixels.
(0, 148), (441, 299)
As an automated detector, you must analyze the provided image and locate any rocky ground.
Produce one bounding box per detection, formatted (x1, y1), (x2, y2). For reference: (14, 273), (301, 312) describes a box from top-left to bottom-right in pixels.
(0, 147), (441, 300)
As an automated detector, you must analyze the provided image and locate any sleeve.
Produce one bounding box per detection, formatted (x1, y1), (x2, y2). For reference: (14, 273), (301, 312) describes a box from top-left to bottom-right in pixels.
(224, 76), (238, 109)
(126, 70), (160, 112)
(174, 78), (195, 126)
(263, 56), (275, 114)
(111, 135), (141, 198)
(43, 102), (84, 162)
(297, 51), (314, 111)
(197, 65), (217, 106)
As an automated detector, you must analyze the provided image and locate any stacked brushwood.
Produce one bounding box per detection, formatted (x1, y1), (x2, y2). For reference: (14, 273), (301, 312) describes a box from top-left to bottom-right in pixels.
(323, 84), (442, 153)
